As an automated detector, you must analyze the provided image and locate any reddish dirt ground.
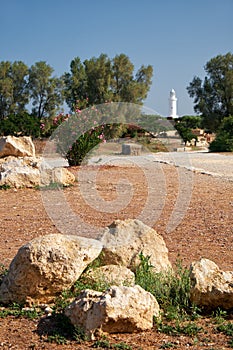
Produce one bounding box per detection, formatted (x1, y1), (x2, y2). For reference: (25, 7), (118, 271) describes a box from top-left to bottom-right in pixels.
(0, 158), (233, 349)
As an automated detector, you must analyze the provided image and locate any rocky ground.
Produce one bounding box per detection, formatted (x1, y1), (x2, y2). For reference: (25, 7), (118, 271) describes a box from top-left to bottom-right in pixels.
(0, 145), (233, 349)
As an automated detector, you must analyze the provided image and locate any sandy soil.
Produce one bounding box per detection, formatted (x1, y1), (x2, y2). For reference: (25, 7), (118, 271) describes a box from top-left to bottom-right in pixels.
(0, 150), (233, 349)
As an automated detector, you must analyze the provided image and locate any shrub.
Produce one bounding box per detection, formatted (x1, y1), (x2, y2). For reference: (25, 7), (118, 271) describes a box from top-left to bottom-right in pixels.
(209, 115), (233, 152)
(0, 113), (41, 137)
(135, 253), (194, 319)
(66, 127), (104, 165)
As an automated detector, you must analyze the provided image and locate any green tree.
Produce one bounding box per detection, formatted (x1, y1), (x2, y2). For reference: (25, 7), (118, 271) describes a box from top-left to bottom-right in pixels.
(63, 57), (88, 110)
(187, 52), (233, 131)
(0, 61), (29, 119)
(63, 53), (153, 111)
(29, 61), (64, 118)
(84, 54), (112, 105)
(209, 115), (233, 152)
(174, 115), (201, 144)
(0, 112), (40, 137)
(111, 53), (134, 101)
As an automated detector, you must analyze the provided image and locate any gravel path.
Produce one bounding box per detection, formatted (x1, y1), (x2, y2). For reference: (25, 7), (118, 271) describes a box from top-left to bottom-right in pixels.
(88, 151), (233, 182)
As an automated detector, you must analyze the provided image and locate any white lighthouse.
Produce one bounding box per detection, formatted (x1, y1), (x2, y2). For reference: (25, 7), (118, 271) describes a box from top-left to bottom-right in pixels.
(168, 89), (178, 118)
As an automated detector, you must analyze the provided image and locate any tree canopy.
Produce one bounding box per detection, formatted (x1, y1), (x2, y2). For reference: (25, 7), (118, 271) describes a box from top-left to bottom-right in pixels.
(63, 53), (153, 110)
(0, 61), (29, 119)
(187, 52), (233, 131)
(174, 115), (201, 144)
(0, 54), (153, 120)
(28, 61), (64, 119)
(209, 115), (233, 152)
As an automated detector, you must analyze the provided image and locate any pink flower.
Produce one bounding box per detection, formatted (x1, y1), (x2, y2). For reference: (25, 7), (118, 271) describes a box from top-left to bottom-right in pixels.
(40, 123), (45, 129)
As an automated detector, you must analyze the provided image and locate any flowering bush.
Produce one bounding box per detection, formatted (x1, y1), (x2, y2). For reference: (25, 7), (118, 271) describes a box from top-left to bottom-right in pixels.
(66, 126), (105, 165)
(49, 101), (107, 166)
(40, 113), (70, 137)
(48, 101), (142, 166)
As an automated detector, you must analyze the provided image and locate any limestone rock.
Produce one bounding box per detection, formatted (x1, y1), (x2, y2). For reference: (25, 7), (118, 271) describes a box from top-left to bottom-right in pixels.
(190, 258), (233, 310)
(83, 265), (135, 287)
(0, 156), (41, 188)
(100, 219), (172, 273)
(65, 285), (160, 336)
(0, 156), (75, 188)
(39, 166), (75, 187)
(0, 234), (102, 305)
(0, 136), (35, 158)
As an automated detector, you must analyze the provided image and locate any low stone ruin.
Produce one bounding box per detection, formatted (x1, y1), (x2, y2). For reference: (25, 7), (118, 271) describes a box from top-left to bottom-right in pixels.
(122, 143), (142, 155)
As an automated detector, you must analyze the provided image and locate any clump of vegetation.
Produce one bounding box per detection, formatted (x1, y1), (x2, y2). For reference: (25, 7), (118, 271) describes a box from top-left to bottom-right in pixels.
(0, 302), (42, 319)
(209, 115), (233, 152)
(92, 336), (132, 349)
(36, 181), (72, 191)
(135, 253), (193, 319)
(135, 253), (203, 341)
(0, 184), (11, 190)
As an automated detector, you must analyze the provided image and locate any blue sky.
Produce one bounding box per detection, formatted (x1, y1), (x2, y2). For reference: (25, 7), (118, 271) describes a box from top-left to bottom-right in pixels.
(1, 0), (232, 116)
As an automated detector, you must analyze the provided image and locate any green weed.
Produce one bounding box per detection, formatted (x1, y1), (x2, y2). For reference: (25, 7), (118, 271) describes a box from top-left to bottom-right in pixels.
(92, 339), (111, 348)
(228, 338), (233, 347)
(156, 320), (202, 337)
(160, 342), (177, 349)
(46, 334), (67, 345)
(92, 339), (132, 349)
(212, 308), (228, 324)
(36, 181), (72, 191)
(0, 303), (41, 319)
(216, 321), (233, 336)
(135, 253), (196, 321)
(74, 273), (111, 295)
(0, 184), (11, 190)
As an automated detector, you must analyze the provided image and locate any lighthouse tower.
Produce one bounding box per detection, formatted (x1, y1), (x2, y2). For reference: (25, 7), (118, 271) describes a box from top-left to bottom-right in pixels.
(168, 89), (178, 119)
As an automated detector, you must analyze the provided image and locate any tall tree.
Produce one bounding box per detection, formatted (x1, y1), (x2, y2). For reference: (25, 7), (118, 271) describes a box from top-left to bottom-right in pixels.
(111, 53), (134, 101)
(63, 53), (153, 111)
(29, 61), (64, 118)
(84, 54), (112, 105)
(187, 52), (233, 131)
(0, 61), (29, 119)
(63, 57), (88, 110)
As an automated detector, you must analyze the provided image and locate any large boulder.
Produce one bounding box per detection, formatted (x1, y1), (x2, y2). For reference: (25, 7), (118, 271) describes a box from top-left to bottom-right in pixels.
(0, 156), (75, 188)
(0, 234), (102, 305)
(83, 265), (135, 287)
(65, 285), (160, 337)
(190, 258), (233, 310)
(0, 136), (35, 158)
(0, 156), (41, 188)
(100, 219), (172, 273)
